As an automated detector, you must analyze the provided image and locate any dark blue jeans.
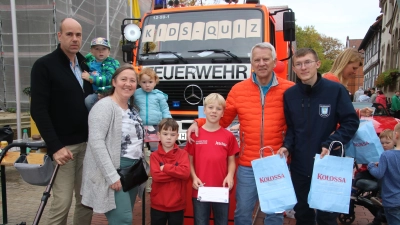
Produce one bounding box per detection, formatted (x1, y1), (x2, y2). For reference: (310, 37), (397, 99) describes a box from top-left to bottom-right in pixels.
(291, 171), (338, 225)
(150, 208), (184, 225)
(385, 206), (400, 225)
(192, 198), (229, 225)
(234, 166), (284, 225)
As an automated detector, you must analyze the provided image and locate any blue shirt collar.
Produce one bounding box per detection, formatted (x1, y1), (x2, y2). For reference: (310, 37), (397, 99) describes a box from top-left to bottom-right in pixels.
(252, 72), (275, 88)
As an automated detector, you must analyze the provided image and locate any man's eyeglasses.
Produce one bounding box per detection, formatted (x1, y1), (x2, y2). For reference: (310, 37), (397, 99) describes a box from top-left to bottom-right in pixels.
(294, 61), (316, 69)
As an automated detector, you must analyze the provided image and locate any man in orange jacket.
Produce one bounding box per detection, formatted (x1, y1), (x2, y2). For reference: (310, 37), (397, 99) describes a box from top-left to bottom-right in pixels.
(187, 42), (294, 225)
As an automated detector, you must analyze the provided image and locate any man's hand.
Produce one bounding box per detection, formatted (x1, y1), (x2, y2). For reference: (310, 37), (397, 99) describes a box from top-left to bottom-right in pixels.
(110, 180), (122, 191)
(223, 174), (234, 190)
(53, 147), (74, 165)
(81, 71), (90, 81)
(187, 122), (199, 144)
(277, 147), (289, 158)
(320, 147), (330, 159)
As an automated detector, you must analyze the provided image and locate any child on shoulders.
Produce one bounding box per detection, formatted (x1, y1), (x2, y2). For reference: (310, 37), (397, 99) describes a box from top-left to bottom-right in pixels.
(82, 37), (120, 111)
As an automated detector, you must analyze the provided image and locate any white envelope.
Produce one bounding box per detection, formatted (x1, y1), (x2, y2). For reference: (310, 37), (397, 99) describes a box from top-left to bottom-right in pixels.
(197, 187), (229, 203)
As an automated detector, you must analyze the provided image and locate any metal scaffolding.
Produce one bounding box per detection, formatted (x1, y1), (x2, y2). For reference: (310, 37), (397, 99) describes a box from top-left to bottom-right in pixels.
(0, 0), (150, 111)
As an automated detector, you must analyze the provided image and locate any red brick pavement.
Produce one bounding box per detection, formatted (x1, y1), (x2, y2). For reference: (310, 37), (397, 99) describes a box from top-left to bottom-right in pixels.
(90, 193), (376, 225)
(0, 166), (376, 225)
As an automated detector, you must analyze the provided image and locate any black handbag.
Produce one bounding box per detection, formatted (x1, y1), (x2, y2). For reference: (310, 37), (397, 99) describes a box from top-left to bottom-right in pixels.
(117, 158), (148, 192)
(0, 125), (14, 144)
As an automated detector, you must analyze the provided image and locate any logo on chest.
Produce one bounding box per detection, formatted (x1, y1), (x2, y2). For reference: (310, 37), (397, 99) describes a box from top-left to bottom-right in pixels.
(215, 141), (227, 147)
(319, 104), (331, 118)
(196, 140), (208, 145)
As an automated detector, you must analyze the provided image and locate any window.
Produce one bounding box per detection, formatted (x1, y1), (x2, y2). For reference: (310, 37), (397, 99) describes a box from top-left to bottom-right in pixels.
(373, 36), (377, 54)
(139, 9), (264, 63)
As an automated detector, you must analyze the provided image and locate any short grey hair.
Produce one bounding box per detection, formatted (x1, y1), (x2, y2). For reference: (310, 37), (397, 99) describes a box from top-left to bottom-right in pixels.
(250, 42), (277, 62)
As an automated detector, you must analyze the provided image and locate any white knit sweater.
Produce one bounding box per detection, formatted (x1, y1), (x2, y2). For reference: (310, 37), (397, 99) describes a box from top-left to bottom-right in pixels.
(81, 96), (124, 213)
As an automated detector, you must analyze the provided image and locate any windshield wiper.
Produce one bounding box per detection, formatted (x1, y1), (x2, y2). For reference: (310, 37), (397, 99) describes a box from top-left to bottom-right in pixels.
(140, 51), (188, 64)
(188, 49), (242, 63)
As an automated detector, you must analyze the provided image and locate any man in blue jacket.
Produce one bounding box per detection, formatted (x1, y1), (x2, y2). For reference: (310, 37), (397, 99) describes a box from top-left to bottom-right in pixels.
(278, 48), (359, 225)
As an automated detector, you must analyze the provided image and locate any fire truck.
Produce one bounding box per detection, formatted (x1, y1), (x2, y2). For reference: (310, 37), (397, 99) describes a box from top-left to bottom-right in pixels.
(121, 0), (295, 134)
(121, 1), (295, 223)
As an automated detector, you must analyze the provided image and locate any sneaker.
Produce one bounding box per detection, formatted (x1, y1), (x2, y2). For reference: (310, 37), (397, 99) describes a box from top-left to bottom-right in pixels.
(371, 197), (383, 207)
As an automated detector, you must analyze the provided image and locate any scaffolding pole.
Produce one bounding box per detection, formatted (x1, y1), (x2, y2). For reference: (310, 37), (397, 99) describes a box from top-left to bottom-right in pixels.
(10, 0), (21, 139)
(107, 0), (110, 41)
(0, 18), (6, 109)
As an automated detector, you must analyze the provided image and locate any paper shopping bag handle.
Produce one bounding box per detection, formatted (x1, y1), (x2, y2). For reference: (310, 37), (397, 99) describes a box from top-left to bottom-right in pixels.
(259, 146), (274, 158)
(328, 141), (344, 157)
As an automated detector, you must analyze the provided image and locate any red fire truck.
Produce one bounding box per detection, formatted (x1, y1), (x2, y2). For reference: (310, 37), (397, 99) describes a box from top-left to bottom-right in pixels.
(121, 1), (295, 223)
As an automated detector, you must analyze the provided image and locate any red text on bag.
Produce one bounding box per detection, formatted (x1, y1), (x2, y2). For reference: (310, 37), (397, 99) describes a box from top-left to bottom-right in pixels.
(259, 174), (285, 183)
(352, 141), (369, 147)
(317, 173), (346, 183)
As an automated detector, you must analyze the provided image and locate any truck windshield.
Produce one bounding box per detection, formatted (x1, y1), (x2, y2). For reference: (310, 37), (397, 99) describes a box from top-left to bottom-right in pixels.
(138, 9), (264, 64)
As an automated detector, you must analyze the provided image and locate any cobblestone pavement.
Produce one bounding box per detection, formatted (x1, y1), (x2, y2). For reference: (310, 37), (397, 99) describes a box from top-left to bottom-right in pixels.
(1, 166), (376, 225)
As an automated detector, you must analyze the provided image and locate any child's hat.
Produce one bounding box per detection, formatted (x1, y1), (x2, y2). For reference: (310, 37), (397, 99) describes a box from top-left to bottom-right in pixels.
(90, 37), (111, 49)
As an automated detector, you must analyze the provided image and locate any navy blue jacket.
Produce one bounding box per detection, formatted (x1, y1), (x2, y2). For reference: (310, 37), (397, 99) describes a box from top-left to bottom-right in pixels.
(283, 75), (359, 176)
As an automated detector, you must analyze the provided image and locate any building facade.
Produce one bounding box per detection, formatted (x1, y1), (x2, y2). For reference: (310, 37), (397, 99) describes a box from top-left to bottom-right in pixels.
(345, 38), (365, 96)
(378, 0), (400, 93)
(358, 15), (382, 90)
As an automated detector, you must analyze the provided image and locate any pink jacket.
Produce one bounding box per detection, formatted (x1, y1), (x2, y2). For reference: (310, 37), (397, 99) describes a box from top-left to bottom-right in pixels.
(376, 94), (387, 108)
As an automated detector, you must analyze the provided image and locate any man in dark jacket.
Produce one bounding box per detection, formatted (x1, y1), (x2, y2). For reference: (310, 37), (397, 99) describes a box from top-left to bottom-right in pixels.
(30, 18), (93, 225)
(278, 48), (359, 225)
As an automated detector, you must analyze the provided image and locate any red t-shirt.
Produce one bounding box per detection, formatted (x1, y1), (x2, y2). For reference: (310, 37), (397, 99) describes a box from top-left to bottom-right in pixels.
(185, 127), (240, 198)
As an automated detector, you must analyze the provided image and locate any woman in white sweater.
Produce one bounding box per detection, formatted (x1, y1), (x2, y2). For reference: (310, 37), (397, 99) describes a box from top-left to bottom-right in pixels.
(81, 64), (144, 225)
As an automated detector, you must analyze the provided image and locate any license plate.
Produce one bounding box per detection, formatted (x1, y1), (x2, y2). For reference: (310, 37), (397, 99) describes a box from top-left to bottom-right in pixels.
(178, 132), (187, 140)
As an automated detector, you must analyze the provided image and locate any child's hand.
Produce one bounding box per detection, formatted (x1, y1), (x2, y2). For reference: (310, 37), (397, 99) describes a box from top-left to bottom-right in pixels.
(223, 175), (234, 190)
(97, 94), (104, 100)
(192, 177), (203, 190)
(82, 71), (90, 81)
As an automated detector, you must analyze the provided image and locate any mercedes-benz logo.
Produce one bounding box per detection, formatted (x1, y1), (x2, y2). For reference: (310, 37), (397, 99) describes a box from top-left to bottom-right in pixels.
(184, 84), (203, 105)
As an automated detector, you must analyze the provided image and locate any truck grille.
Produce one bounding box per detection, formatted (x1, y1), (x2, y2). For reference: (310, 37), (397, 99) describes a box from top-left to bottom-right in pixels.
(156, 80), (240, 118)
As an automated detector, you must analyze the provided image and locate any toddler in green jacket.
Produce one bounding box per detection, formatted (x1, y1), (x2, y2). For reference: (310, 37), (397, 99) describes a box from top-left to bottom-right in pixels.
(82, 37), (120, 111)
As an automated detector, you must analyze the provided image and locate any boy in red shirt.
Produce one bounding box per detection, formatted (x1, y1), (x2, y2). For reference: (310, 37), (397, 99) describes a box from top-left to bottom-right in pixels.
(150, 118), (190, 225)
(185, 93), (239, 225)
